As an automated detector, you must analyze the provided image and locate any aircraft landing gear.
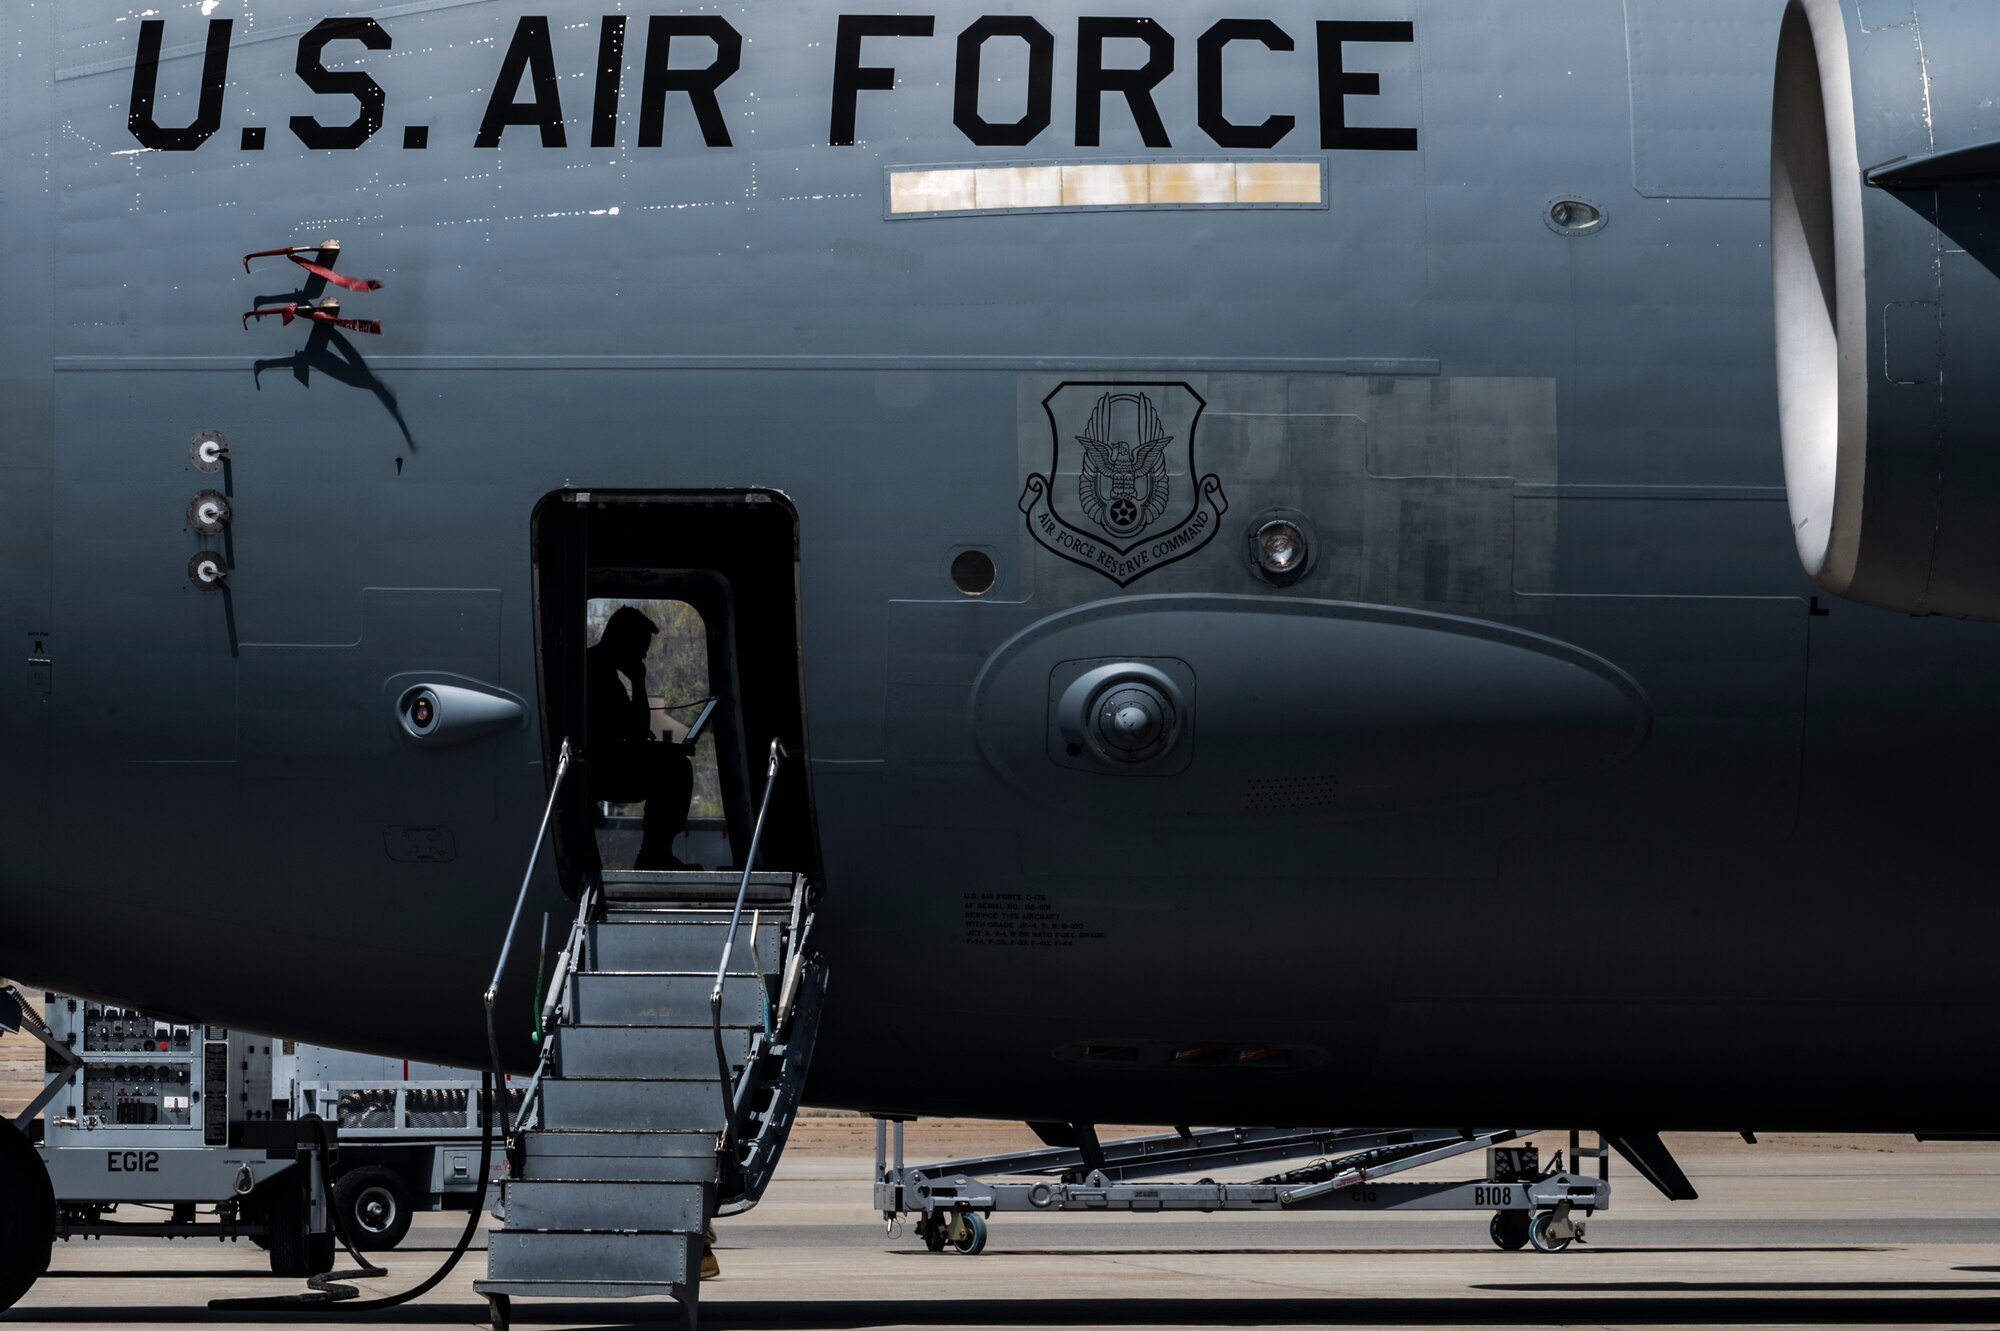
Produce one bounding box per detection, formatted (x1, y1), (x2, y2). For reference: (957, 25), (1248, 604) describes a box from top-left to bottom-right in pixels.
(0, 1115), (56, 1313)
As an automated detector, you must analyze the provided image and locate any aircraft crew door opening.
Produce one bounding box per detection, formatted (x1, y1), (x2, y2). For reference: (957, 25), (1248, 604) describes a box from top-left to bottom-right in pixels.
(530, 491), (817, 890)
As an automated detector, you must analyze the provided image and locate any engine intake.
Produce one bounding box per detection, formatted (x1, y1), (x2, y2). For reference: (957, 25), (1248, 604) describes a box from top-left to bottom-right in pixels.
(1771, 0), (2000, 618)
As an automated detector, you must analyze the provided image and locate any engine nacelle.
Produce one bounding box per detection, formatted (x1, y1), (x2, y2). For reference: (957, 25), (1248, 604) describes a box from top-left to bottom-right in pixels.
(1771, 0), (2000, 618)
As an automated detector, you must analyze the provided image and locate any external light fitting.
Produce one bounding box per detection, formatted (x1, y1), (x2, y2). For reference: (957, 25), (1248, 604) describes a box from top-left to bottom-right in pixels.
(1250, 517), (1311, 585)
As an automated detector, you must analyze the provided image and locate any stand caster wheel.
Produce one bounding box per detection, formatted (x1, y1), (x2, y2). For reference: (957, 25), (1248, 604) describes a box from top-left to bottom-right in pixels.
(1489, 1210), (1530, 1251)
(1528, 1210), (1573, 1253)
(485, 1292), (511, 1331)
(951, 1211), (988, 1256)
(919, 1215), (947, 1252)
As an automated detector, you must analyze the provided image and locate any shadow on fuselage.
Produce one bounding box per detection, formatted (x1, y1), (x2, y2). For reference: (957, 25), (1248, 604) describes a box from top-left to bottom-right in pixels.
(251, 323), (414, 453)
(248, 268), (413, 452)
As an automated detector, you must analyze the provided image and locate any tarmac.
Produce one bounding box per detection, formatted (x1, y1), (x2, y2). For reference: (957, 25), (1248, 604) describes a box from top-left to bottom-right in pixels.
(7, 1127), (2000, 1329)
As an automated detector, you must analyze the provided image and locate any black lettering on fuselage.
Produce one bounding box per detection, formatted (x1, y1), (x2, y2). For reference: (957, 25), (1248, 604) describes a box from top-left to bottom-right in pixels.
(1316, 20), (1418, 151)
(477, 16), (567, 148)
(954, 17), (1054, 147)
(1075, 17), (1173, 148)
(128, 19), (232, 151)
(830, 15), (936, 146)
(591, 16), (629, 148)
(1198, 19), (1294, 149)
(639, 17), (744, 148)
(119, 11), (1424, 157)
(290, 18), (391, 150)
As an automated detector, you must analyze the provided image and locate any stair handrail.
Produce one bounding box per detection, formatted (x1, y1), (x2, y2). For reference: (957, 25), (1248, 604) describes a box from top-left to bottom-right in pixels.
(538, 877), (598, 1043)
(511, 875), (597, 1136)
(485, 736), (573, 1110)
(712, 737), (788, 1141)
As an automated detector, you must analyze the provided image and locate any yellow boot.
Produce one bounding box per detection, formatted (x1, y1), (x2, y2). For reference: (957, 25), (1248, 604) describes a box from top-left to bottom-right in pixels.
(700, 1224), (721, 1280)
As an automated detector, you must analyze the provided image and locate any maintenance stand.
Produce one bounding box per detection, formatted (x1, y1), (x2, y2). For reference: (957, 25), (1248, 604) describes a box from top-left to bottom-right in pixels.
(875, 1122), (1614, 1255)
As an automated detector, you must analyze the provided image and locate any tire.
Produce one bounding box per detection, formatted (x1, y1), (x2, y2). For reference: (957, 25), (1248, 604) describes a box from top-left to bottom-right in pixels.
(921, 1216), (947, 1252)
(261, 1174), (337, 1278)
(1489, 1210), (1531, 1251)
(0, 1117), (56, 1313)
(1528, 1209), (1573, 1254)
(951, 1212), (988, 1256)
(334, 1166), (414, 1251)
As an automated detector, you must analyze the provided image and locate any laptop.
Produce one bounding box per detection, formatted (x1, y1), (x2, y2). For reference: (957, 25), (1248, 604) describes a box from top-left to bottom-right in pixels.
(678, 696), (719, 749)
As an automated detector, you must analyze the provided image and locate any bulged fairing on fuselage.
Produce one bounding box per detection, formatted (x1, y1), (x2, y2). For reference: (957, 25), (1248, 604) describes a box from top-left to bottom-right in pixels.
(1, 0), (1997, 1131)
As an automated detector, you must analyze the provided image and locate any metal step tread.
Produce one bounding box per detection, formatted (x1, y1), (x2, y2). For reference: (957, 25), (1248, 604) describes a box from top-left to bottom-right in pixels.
(553, 1025), (752, 1079)
(474, 1280), (686, 1299)
(568, 972), (767, 1026)
(539, 1073), (747, 1088)
(559, 1017), (764, 1029)
(486, 1229), (690, 1284)
(537, 1073), (746, 1083)
(590, 919), (785, 973)
(554, 1026), (765, 1043)
(601, 906), (766, 921)
(536, 1078), (731, 1132)
(600, 869), (795, 905)
(500, 1180), (706, 1233)
(577, 968), (776, 978)
(514, 1160), (718, 1184)
(597, 909), (781, 919)
(520, 1130), (720, 1148)
(536, 1071), (752, 1079)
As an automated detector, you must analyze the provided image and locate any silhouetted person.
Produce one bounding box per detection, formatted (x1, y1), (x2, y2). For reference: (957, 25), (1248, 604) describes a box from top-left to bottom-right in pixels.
(588, 607), (694, 871)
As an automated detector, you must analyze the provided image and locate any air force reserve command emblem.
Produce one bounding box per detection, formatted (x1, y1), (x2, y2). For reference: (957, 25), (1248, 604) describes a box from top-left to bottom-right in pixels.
(1020, 382), (1227, 586)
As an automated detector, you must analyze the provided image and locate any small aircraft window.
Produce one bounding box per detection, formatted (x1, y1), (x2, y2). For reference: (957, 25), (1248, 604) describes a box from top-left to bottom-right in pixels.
(951, 550), (996, 596)
(586, 598), (723, 868)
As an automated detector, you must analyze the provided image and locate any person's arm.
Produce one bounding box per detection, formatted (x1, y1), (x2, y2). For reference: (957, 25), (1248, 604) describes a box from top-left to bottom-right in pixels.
(619, 666), (651, 741)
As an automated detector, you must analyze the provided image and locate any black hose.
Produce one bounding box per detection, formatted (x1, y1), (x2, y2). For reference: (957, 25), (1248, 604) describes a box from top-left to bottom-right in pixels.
(299, 1115), (389, 1301)
(208, 1072), (497, 1312)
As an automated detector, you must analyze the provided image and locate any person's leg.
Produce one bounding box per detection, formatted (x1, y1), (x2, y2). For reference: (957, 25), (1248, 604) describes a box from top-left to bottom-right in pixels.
(633, 745), (695, 870)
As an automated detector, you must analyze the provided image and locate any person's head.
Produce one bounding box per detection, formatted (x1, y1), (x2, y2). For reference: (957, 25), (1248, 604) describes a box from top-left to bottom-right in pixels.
(598, 605), (658, 662)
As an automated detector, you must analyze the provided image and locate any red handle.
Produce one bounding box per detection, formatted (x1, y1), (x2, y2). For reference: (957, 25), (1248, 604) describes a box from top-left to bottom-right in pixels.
(242, 304), (383, 335)
(241, 246), (382, 293)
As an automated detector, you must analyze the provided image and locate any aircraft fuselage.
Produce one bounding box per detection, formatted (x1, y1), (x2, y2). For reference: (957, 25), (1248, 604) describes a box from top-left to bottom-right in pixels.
(1, 0), (1994, 1132)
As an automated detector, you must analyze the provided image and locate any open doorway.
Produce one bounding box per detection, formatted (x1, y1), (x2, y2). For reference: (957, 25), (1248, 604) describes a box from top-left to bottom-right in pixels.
(583, 597), (726, 868)
(532, 492), (816, 890)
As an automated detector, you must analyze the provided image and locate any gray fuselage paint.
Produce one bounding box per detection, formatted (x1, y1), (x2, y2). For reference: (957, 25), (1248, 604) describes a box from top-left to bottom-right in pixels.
(0, 0), (1993, 1130)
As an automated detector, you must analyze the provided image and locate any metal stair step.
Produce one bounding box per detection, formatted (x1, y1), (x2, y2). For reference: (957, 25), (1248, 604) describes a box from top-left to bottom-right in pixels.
(537, 1078), (730, 1133)
(485, 1230), (690, 1285)
(517, 1149), (718, 1185)
(474, 1279), (686, 1301)
(522, 1130), (718, 1158)
(501, 1180), (706, 1233)
(554, 1024), (750, 1079)
(571, 972), (767, 1027)
(517, 1129), (720, 1181)
(603, 905), (757, 921)
(600, 869), (795, 905)
(591, 918), (784, 973)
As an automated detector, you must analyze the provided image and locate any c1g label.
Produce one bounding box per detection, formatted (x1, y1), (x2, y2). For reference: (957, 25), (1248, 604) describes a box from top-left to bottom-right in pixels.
(108, 1150), (161, 1173)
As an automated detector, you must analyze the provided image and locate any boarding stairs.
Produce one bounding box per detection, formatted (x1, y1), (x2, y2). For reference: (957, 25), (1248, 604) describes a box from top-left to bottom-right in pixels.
(475, 740), (826, 1329)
